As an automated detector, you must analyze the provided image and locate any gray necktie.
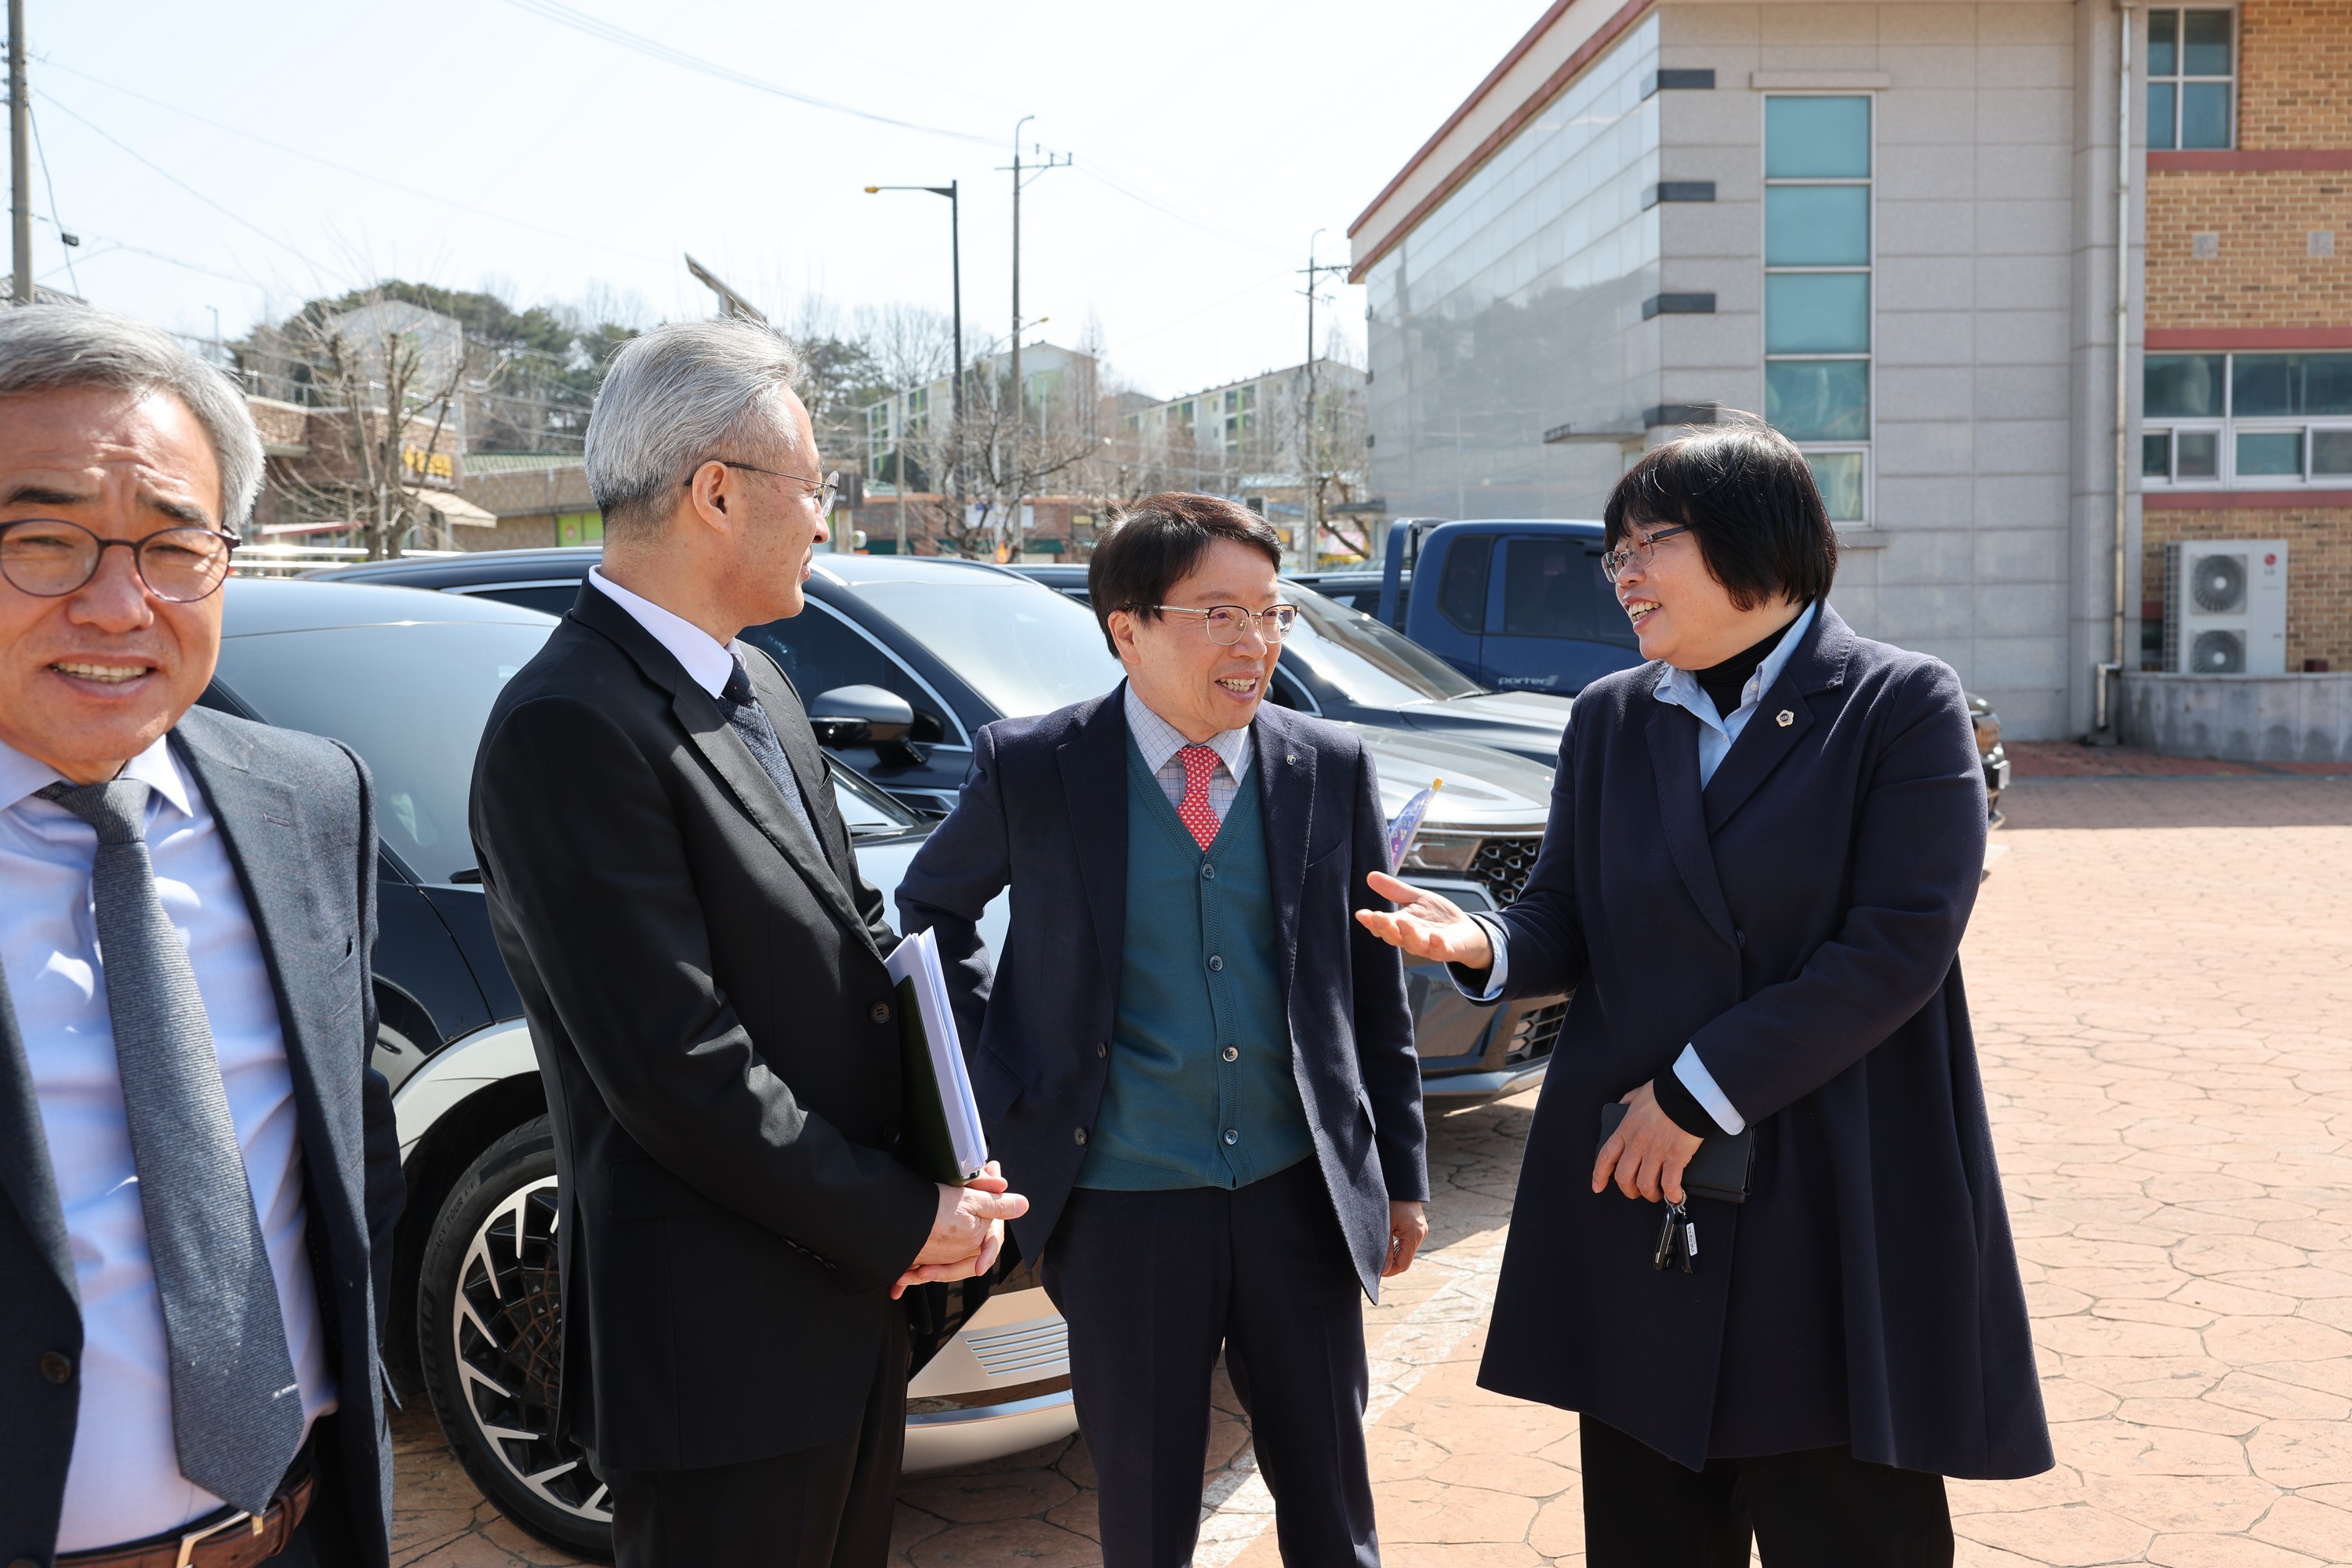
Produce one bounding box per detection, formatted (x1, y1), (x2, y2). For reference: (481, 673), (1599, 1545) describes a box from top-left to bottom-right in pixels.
(38, 778), (303, 1516)
(716, 654), (822, 847)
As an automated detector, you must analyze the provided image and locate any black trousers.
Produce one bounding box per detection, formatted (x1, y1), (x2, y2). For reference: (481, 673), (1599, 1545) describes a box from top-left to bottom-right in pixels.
(600, 1310), (909, 1568)
(1581, 1415), (1954, 1568)
(1043, 1159), (1379, 1568)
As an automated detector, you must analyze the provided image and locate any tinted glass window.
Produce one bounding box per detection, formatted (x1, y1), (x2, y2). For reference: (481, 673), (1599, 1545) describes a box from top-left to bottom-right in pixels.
(1436, 535), (1493, 634)
(1764, 186), (1868, 267)
(854, 577), (1127, 719)
(2231, 354), (2352, 418)
(742, 603), (950, 742)
(1279, 583), (1483, 704)
(833, 766), (926, 837)
(1764, 96), (1870, 179)
(466, 585), (579, 619)
(2145, 354), (2224, 417)
(1502, 538), (1635, 645)
(1766, 360), (1869, 441)
(1766, 273), (1871, 354)
(212, 620), (554, 884)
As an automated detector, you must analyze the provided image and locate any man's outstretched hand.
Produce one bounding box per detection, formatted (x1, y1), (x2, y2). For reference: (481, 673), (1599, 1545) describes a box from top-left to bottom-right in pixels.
(892, 1162), (1029, 1300)
(1356, 870), (1497, 971)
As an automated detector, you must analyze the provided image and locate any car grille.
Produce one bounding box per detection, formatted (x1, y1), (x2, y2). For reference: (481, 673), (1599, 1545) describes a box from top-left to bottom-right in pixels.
(965, 1317), (1069, 1381)
(1506, 1000), (1567, 1062)
(1472, 834), (1544, 906)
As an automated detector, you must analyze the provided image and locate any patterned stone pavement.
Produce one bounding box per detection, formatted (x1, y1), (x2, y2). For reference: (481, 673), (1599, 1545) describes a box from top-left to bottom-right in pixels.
(388, 775), (2352, 1567)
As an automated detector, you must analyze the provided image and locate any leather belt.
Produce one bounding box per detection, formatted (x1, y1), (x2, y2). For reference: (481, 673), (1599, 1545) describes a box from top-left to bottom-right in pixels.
(57, 1470), (314, 1568)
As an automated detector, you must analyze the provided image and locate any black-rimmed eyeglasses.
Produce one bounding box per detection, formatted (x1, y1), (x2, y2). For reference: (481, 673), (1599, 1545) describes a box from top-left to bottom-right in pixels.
(0, 517), (240, 603)
(689, 459), (839, 516)
(1151, 603), (1298, 645)
(1599, 524), (1693, 583)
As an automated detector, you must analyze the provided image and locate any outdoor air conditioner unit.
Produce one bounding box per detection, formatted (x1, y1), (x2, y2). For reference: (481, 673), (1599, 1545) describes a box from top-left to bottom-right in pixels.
(2162, 539), (2288, 675)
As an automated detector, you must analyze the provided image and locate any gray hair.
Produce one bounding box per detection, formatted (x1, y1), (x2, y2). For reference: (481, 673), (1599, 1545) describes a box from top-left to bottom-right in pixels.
(0, 304), (267, 531)
(583, 318), (803, 530)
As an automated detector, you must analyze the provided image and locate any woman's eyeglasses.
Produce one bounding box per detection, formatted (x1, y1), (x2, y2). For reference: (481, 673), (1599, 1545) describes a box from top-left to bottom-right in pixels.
(1599, 524), (1693, 583)
(1150, 604), (1299, 645)
(0, 517), (239, 603)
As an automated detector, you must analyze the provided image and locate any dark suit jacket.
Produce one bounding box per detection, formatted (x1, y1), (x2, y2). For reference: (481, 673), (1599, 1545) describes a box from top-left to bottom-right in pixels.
(469, 583), (939, 1473)
(894, 688), (1427, 1299)
(0, 707), (401, 1568)
(1471, 604), (2049, 1479)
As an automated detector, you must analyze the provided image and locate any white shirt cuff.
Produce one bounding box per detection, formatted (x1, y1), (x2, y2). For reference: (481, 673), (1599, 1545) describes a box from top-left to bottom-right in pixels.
(1447, 913), (1510, 1001)
(1673, 1044), (1746, 1134)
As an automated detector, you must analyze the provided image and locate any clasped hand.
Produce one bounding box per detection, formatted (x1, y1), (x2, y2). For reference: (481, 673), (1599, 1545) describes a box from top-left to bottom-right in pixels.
(892, 1160), (1029, 1300)
(1592, 1080), (1704, 1205)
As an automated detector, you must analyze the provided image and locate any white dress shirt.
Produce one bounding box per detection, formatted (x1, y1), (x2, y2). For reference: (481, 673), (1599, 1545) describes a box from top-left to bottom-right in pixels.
(0, 734), (333, 1551)
(1456, 604), (1820, 1135)
(588, 564), (745, 698)
(1123, 684), (1254, 825)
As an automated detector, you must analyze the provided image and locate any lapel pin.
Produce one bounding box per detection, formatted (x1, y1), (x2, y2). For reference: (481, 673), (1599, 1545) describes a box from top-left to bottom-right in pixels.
(1775, 710), (1795, 728)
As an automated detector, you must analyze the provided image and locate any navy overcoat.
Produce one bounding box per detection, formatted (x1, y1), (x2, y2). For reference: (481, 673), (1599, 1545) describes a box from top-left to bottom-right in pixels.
(1477, 603), (2051, 1479)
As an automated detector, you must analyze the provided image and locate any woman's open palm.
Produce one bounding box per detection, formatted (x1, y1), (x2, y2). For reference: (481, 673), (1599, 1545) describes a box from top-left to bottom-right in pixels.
(1357, 869), (1497, 970)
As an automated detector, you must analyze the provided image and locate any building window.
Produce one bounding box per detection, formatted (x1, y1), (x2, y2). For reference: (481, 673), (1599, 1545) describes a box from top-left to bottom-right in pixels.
(2143, 352), (2352, 485)
(1762, 95), (1871, 521)
(2147, 9), (2234, 150)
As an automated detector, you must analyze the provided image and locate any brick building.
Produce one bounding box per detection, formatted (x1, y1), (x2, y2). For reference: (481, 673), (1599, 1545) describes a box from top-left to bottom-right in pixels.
(1350, 0), (2351, 744)
(2137, 1), (2352, 674)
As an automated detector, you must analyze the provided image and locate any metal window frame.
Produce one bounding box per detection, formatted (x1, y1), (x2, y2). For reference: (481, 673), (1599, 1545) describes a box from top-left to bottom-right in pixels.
(2146, 5), (2239, 151)
(1762, 93), (1876, 524)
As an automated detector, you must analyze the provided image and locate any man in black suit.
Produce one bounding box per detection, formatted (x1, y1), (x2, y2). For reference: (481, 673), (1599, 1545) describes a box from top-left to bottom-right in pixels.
(0, 307), (401, 1568)
(895, 495), (1428, 1568)
(470, 318), (1025, 1568)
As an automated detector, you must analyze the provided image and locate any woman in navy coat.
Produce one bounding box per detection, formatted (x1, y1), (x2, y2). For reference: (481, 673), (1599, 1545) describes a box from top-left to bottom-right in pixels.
(1360, 426), (2049, 1566)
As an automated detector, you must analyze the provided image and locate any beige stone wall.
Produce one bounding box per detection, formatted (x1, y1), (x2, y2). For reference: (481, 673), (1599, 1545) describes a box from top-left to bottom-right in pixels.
(2238, 0), (2352, 149)
(2141, 505), (2352, 670)
(2143, 170), (2352, 328)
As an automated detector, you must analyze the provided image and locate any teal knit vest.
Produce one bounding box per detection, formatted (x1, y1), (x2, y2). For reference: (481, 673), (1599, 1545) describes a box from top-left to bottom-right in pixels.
(1074, 737), (1315, 1190)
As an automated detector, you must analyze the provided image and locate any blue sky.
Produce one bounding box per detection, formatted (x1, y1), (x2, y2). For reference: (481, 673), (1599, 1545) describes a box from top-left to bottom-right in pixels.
(27, 0), (1535, 399)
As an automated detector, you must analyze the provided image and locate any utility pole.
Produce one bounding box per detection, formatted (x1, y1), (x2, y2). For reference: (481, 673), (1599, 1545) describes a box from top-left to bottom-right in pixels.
(1003, 116), (1068, 561)
(9, 0), (31, 305)
(1298, 231), (1348, 573)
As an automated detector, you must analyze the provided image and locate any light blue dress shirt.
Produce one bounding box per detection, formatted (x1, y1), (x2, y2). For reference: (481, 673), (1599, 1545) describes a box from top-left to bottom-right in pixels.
(1457, 603), (1820, 1134)
(0, 734), (334, 1551)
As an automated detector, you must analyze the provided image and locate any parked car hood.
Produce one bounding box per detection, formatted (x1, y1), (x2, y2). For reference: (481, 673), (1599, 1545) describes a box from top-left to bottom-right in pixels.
(1390, 691), (1573, 766)
(1345, 724), (1557, 831)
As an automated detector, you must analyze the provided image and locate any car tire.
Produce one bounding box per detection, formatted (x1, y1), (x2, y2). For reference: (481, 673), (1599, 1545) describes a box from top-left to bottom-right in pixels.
(418, 1116), (615, 1559)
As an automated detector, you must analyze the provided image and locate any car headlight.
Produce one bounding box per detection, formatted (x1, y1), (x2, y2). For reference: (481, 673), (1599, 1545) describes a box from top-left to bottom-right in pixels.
(1400, 832), (1481, 874)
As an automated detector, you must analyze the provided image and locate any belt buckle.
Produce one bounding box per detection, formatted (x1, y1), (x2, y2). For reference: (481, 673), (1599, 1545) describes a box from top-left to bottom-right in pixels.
(175, 1509), (262, 1568)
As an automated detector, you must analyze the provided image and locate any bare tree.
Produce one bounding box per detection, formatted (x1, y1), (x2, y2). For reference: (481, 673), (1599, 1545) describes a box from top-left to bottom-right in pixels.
(267, 292), (469, 560)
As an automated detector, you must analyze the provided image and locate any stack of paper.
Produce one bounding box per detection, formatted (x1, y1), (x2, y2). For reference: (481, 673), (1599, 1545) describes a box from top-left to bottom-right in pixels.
(886, 927), (989, 1185)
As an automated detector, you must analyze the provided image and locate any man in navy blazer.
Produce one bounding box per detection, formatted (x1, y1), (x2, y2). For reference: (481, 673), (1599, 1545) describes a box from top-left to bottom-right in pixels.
(896, 495), (1427, 1568)
(0, 307), (401, 1568)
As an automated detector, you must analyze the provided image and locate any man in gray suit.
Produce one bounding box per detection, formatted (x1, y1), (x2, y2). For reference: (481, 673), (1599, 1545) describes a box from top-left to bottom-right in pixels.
(0, 307), (401, 1568)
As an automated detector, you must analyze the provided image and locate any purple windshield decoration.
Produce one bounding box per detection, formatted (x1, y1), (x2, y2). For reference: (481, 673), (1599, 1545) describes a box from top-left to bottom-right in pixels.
(1385, 779), (1443, 872)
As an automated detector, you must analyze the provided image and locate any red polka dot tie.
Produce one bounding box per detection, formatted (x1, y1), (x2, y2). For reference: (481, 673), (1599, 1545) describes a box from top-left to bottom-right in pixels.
(1176, 744), (1221, 852)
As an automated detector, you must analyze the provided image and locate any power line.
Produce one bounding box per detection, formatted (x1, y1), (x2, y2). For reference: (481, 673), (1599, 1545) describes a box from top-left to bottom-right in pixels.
(26, 99), (73, 293)
(38, 60), (675, 269)
(1069, 164), (1294, 261)
(502, 0), (999, 146)
(33, 89), (330, 278)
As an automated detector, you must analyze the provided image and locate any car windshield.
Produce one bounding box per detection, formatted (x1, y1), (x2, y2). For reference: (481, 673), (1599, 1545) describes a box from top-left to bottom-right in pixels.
(1280, 582), (1485, 704)
(854, 575), (1126, 717)
(211, 621), (553, 884)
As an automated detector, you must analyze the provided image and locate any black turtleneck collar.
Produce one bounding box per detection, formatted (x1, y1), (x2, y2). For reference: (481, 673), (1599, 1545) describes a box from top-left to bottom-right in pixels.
(1695, 604), (1808, 720)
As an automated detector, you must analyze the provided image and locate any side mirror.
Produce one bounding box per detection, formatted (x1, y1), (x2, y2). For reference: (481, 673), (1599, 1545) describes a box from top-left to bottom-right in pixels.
(809, 684), (916, 748)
